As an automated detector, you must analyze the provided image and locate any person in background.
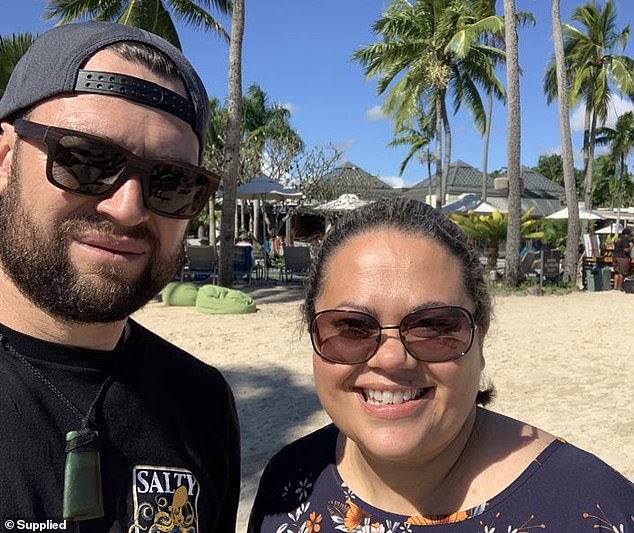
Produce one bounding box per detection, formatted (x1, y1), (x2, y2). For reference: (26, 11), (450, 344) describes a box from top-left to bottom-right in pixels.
(612, 227), (632, 291)
(0, 22), (239, 531)
(248, 198), (633, 532)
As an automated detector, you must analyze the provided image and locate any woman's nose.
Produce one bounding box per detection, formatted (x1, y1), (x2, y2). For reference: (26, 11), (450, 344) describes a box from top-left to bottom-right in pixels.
(366, 328), (418, 370)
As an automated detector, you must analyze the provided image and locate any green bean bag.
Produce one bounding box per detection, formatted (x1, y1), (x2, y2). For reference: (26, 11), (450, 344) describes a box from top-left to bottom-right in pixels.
(195, 285), (256, 315)
(161, 282), (199, 307)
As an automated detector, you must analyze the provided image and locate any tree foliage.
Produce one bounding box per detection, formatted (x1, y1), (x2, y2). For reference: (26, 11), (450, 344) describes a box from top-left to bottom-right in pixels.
(544, 0), (634, 209)
(0, 33), (36, 99)
(353, 0), (505, 206)
(43, 0), (231, 49)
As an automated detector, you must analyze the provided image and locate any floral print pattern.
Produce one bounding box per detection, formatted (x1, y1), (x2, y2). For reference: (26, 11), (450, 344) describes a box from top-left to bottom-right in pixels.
(248, 425), (634, 533)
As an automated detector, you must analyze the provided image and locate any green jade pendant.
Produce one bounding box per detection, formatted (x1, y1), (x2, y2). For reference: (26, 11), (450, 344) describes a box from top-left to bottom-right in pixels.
(62, 428), (105, 520)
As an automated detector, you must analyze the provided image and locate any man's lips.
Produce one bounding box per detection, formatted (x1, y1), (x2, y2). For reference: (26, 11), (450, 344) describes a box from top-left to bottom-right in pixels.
(75, 234), (149, 256)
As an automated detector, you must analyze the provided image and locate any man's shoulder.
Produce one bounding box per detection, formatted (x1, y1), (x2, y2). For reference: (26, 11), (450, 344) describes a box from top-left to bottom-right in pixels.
(126, 319), (230, 388)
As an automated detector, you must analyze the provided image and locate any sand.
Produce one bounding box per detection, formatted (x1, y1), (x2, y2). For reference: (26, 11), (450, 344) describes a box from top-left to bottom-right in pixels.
(132, 288), (634, 532)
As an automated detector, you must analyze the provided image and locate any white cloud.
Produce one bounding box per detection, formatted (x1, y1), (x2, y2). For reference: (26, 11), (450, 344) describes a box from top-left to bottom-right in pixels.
(381, 175), (406, 188)
(570, 94), (634, 132)
(543, 145), (562, 155)
(333, 138), (356, 153)
(570, 106), (586, 133)
(365, 105), (387, 122)
(279, 101), (299, 114)
(539, 144), (586, 167)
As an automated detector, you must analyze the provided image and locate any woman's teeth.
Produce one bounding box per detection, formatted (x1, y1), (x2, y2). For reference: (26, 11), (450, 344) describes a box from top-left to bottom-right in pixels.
(363, 388), (425, 405)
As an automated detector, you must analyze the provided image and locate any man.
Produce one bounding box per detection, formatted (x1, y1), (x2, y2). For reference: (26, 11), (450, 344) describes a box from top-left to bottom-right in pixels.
(0, 22), (239, 531)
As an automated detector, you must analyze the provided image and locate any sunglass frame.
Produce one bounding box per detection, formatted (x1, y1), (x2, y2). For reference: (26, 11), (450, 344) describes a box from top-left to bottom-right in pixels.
(13, 118), (220, 219)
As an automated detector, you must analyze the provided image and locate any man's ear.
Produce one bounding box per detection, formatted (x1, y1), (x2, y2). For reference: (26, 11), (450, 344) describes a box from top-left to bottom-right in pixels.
(0, 122), (16, 194)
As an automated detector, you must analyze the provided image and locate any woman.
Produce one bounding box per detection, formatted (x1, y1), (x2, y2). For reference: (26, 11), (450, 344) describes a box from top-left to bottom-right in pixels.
(612, 227), (632, 291)
(248, 198), (633, 532)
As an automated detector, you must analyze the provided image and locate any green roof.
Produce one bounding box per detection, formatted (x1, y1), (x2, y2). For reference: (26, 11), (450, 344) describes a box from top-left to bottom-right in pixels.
(408, 161), (564, 199)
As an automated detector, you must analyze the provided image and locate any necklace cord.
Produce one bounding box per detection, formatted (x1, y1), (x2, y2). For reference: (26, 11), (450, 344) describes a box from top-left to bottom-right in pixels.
(0, 331), (124, 429)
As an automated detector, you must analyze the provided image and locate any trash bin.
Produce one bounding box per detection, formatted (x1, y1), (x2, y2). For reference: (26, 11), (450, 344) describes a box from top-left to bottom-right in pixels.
(586, 266), (612, 291)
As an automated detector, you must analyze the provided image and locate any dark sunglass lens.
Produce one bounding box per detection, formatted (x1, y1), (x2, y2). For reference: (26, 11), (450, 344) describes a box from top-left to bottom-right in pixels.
(147, 165), (210, 217)
(312, 311), (380, 363)
(52, 135), (126, 193)
(401, 308), (472, 361)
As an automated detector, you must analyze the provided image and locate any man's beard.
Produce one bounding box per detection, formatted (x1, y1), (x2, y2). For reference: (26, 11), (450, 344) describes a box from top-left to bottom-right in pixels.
(0, 154), (183, 323)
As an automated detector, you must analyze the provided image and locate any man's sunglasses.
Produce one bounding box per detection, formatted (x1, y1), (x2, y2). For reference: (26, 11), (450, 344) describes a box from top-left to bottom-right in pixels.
(13, 119), (220, 219)
(310, 306), (477, 364)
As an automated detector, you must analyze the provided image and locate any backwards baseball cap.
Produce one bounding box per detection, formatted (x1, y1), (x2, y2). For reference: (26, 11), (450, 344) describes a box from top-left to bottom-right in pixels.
(0, 21), (209, 151)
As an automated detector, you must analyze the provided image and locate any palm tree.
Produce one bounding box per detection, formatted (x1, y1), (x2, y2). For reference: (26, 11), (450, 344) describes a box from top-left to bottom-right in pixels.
(44, 0), (231, 49)
(551, 0), (580, 285)
(241, 84), (303, 174)
(353, 0), (505, 207)
(468, 0), (534, 202)
(218, 0), (244, 288)
(451, 208), (539, 273)
(502, 0), (522, 287)
(544, 1), (634, 210)
(388, 112), (435, 203)
(0, 33), (36, 98)
(595, 111), (634, 229)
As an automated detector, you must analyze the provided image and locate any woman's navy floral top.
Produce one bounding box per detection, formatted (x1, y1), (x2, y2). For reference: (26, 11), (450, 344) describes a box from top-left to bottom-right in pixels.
(248, 424), (634, 532)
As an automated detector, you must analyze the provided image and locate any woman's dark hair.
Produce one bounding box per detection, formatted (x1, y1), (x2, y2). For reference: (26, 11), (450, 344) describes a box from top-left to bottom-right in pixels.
(302, 197), (495, 406)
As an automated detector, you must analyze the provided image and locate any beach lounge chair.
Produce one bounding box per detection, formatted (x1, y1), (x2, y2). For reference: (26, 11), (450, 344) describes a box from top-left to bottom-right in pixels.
(280, 245), (312, 283)
(182, 244), (218, 283)
(518, 250), (540, 282)
(233, 246), (255, 284)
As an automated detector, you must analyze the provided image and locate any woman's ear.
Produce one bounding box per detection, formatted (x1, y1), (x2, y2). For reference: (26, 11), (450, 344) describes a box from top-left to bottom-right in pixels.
(0, 122), (17, 194)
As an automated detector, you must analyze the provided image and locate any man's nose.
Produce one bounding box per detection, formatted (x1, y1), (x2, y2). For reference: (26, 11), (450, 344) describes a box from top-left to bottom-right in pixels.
(95, 176), (149, 226)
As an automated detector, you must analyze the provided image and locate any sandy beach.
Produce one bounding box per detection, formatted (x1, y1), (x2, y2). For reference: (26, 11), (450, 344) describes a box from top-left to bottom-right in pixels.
(133, 288), (634, 531)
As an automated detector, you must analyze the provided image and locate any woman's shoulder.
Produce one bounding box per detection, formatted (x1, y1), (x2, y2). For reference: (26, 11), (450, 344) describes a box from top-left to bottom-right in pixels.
(479, 409), (634, 501)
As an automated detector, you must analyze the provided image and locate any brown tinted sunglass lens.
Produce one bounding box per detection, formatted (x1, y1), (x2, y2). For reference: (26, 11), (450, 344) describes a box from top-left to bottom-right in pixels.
(146, 165), (210, 217)
(401, 308), (472, 361)
(313, 311), (380, 363)
(52, 135), (126, 193)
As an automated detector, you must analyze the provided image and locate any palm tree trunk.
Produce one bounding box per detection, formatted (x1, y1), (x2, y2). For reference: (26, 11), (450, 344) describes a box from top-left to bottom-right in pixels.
(209, 194), (217, 256)
(503, 0), (522, 287)
(441, 94), (451, 207)
(482, 91), (492, 202)
(427, 148), (433, 204)
(584, 109), (598, 209)
(434, 92), (443, 208)
(218, 0), (245, 287)
(552, 0), (580, 285)
(616, 151), (625, 230)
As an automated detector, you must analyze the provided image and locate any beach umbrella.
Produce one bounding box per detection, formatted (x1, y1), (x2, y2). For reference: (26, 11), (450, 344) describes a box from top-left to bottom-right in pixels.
(237, 174), (302, 241)
(236, 174), (302, 201)
(595, 223), (625, 234)
(315, 194), (370, 212)
(441, 194), (496, 214)
(546, 202), (605, 220)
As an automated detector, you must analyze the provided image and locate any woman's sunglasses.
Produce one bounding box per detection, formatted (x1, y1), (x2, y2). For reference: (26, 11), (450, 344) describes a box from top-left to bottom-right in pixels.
(13, 119), (220, 219)
(310, 305), (477, 364)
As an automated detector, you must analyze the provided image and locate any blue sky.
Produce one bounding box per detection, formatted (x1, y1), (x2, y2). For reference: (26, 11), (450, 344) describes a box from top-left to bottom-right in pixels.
(3, 0), (634, 187)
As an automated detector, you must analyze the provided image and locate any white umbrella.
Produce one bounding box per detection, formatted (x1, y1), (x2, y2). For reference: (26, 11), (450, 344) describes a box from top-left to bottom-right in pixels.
(595, 223), (625, 234)
(236, 174), (302, 241)
(546, 202), (606, 220)
(315, 194), (370, 212)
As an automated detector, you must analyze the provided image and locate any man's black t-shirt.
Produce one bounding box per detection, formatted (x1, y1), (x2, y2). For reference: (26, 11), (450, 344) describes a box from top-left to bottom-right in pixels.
(0, 319), (240, 532)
